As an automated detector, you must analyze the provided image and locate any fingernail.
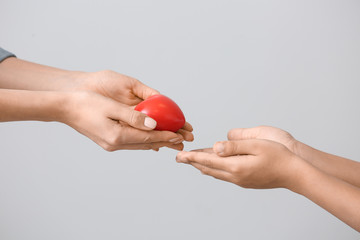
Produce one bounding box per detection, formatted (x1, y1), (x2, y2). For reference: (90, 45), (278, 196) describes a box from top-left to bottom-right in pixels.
(174, 139), (184, 144)
(214, 143), (224, 155)
(144, 117), (157, 129)
(169, 138), (181, 143)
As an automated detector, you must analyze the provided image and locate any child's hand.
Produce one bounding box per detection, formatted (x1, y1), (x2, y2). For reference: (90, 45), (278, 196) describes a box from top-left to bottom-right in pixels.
(176, 139), (301, 190)
(227, 126), (297, 153)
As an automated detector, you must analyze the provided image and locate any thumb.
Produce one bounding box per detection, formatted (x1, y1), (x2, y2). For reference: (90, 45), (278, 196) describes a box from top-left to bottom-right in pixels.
(110, 104), (157, 130)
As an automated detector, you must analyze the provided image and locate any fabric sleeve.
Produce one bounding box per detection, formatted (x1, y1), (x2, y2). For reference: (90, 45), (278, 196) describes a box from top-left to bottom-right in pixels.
(0, 47), (16, 63)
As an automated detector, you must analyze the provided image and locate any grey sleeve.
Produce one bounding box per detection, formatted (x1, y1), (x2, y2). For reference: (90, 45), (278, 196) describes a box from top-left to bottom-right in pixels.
(0, 47), (16, 63)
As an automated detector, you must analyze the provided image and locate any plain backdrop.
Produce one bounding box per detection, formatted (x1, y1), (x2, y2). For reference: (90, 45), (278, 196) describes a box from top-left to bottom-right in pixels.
(1, 0), (359, 239)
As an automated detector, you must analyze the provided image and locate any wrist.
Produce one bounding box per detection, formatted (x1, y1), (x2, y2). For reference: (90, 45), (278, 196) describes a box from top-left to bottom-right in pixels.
(285, 155), (319, 195)
(28, 91), (70, 123)
(57, 91), (90, 127)
(51, 91), (72, 123)
(292, 139), (312, 161)
(0, 89), (70, 123)
(292, 140), (319, 166)
(51, 70), (85, 91)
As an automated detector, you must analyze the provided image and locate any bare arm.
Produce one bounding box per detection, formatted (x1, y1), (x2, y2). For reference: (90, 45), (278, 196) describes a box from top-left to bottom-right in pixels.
(294, 141), (360, 188)
(292, 157), (360, 231)
(0, 57), (79, 91)
(0, 88), (66, 122)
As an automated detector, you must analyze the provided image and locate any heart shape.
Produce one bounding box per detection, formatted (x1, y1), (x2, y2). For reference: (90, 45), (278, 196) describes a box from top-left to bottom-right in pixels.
(135, 94), (185, 132)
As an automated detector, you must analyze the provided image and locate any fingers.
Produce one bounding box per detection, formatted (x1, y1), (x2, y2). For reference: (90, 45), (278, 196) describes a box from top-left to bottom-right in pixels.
(177, 122), (194, 142)
(115, 142), (184, 151)
(187, 162), (232, 182)
(132, 78), (160, 100)
(120, 125), (184, 145)
(213, 139), (263, 157)
(182, 122), (193, 132)
(177, 128), (194, 142)
(110, 104), (157, 131)
(176, 151), (232, 172)
(227, 127), (260, 140)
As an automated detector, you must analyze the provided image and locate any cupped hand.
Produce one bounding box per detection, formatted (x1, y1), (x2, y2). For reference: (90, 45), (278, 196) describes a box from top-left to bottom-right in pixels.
(70, 70), (194, 142)
(176, 139), (301, 189)
(62, 91), (186, 151)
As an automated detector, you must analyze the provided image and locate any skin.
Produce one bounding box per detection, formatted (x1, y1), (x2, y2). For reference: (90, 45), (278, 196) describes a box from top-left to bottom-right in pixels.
(0, 57), (194, 151)
(226, 126), (360, 188)
(176, 126), (360, 232)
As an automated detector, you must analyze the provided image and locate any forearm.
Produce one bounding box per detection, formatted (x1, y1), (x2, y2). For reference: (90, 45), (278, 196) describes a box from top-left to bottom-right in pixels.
(294, 140), (360, 188)
(0, 57), (81, 91)
(291, 158), (360, 232)
(0, 89), (68, 122)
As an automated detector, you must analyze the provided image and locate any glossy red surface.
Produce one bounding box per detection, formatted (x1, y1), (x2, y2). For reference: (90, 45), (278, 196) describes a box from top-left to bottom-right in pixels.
(135, 94), (185, 132)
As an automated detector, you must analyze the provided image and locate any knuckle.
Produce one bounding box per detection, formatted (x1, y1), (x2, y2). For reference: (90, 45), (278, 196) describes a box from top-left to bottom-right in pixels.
(143, 88), (153, 99)
(200, 167), (210, 175)
(106, 131), (121, 146)
(229, 164), (241, 174)
(203, 158), (213, 169)
(100, 69), (115, 77)
(233, 177), (245, 186)
(212, 175), (220, 180)
(129, 111), (141, 126)
(226, 141), (236, 153)
(227, 129), (237, 139)
(222, 141), (235, 155)
(103, 143), (116, 152)
(142, 134), (152, 143)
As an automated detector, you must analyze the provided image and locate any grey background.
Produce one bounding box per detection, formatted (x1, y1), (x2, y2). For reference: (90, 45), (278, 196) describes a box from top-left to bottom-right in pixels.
(1, 0), (359, 239)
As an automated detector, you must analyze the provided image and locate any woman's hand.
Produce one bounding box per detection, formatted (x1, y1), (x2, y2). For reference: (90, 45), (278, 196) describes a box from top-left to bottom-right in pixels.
(71, 70), (194, 142)
(176, 139), (300, 189)
(63, 91), (186, 151)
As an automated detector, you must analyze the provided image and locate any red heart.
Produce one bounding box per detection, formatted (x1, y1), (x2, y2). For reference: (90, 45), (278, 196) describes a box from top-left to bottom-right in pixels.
(135, 94), (186, 132)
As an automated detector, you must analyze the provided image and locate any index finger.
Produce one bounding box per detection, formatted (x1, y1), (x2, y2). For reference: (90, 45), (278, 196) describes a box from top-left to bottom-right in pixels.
(176, 151), (234, 172)
(132, 78), (160, 100)
(177, 128), (194, 142)
(181, 122), (193, 132)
